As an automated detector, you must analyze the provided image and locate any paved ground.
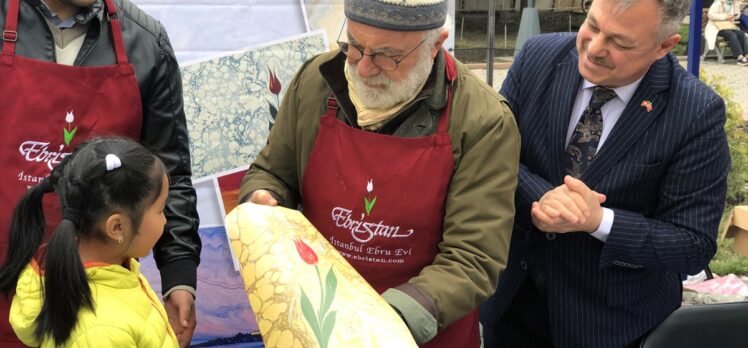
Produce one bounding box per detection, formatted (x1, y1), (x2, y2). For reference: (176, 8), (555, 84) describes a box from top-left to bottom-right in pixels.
(469, 57), (748, 120)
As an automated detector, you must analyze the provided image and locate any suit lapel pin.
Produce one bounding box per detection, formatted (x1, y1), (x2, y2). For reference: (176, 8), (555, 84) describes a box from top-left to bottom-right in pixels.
(641, 100), (653, 112)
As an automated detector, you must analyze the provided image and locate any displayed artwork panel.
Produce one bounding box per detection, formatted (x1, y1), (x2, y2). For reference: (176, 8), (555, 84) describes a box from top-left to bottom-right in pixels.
(131, 0), (308, 63)
(182, 31), (328, 180)
(140, 226), (264, 347)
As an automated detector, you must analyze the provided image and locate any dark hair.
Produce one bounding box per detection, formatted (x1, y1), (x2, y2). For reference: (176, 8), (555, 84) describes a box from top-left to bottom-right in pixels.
(0, 137), (166, 345)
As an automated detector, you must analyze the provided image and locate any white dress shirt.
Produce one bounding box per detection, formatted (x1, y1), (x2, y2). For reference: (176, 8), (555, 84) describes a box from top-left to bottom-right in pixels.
(566, 78), (644, 242)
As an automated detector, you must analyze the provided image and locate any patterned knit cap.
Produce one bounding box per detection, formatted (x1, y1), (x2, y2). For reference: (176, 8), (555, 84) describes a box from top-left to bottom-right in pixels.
(345, 0), (447, 31)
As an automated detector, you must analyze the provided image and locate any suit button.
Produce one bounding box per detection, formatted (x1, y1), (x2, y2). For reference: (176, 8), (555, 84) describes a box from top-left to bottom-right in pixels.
(546, 233), (556, 240)
(520, 261), (528, 270)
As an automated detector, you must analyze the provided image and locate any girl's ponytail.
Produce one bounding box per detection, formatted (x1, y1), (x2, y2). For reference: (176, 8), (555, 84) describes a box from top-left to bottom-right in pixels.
(0, 178), (56, 296)
(34, 218), (92, 344)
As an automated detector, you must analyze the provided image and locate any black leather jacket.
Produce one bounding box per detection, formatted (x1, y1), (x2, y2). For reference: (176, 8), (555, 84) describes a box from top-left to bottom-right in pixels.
(0, 0), (201, 293)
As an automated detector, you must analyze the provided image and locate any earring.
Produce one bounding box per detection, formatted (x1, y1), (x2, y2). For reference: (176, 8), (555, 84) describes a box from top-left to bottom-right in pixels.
(117, 235), (124, 244)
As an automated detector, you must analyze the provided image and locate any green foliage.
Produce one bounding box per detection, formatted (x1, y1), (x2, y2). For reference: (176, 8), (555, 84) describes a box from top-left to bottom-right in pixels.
(702, 74), (748, 275)
(672, 24), (690, 56)
(709, 238), (748, 276)
(701, 73), (748, 205)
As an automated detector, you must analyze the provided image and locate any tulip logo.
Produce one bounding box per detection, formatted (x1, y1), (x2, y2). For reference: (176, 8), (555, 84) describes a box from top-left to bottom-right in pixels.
(63, 111), (77, 146)
(364, 179), (377, 216)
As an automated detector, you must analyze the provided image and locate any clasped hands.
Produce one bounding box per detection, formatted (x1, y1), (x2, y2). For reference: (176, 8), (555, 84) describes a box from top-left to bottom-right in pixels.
(532, 175), (606, 233)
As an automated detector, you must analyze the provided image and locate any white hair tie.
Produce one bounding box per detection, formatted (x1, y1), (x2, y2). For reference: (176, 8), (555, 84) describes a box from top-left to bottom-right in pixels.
(105, 154), (122, 171)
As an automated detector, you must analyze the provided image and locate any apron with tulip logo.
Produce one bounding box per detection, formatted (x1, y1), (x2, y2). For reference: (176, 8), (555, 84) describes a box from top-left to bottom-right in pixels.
(0, 0), (142, 345)
(301, 52), (480, 347)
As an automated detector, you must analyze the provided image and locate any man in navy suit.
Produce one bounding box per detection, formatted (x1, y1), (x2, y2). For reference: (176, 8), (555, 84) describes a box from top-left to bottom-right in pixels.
(480, 0), (730, 347)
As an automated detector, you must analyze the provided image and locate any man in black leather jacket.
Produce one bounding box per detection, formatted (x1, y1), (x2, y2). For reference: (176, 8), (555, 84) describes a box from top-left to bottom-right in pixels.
(0, 0), (201, 346)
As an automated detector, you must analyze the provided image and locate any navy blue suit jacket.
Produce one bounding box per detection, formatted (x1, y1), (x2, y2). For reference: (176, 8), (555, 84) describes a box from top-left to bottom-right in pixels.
(480, 33), (730, 347)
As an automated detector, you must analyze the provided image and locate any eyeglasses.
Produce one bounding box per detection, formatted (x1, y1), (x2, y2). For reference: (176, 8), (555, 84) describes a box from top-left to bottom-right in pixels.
(336, 20), (427, 71)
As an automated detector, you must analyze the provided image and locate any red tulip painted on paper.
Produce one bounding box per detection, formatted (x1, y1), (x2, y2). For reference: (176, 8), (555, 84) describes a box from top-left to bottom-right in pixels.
(267, 66), (282, 95)
(266, 66), (282, 130)
(294, 239), (318, 265)
(294, 238), (337, 348)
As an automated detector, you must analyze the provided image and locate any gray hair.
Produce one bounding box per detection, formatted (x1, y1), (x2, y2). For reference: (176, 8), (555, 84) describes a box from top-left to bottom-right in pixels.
(422, 15), (451, 52)
(614, 0), (691, 40)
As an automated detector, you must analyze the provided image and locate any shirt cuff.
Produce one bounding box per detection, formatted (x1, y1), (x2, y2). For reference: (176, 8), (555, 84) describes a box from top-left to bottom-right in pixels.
(590, 207), (614, 242)
(382, 288), (438, 344)
(163, 285), (196, 300)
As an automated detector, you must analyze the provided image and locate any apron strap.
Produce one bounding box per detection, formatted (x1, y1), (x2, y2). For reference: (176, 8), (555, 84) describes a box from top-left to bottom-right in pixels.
(2, 0), (20, 57)
(436, 49), (456, 134)
(2, 0), (128, 65)
(443, 48), (457, 84)
(324, 95), (340, 119)
(436, 85), (453, 134)
(103, 0), (129, 65)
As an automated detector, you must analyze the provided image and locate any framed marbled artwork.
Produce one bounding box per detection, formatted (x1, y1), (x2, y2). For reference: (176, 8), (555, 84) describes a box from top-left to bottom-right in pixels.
(182, 31), (329, 180)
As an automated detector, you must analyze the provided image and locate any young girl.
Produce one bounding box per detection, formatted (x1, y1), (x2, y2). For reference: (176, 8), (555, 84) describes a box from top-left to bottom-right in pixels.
(0, 138), (178, 347)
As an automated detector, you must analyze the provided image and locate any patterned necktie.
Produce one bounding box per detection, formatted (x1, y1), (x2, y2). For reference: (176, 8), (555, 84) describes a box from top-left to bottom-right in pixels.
(565, 86), (617, 178)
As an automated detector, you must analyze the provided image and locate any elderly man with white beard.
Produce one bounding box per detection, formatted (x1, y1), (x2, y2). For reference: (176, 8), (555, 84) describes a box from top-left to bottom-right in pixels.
(239, 0), (520, 346)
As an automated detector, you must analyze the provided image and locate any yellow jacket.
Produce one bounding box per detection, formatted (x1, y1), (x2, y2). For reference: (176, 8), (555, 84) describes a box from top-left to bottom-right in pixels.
(10, 259), (178, 347)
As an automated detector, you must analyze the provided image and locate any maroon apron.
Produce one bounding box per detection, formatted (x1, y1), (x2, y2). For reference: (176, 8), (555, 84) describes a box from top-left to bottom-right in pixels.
(0, 0), (142, 345)
(301, 52), (479, 347)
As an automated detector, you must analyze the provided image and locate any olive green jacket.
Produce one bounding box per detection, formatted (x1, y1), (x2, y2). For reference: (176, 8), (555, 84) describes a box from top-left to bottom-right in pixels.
(241, 49), (519, 337)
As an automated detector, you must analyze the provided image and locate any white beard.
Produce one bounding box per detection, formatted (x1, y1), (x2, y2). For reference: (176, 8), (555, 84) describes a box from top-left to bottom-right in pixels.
(346, 47), (435, 110)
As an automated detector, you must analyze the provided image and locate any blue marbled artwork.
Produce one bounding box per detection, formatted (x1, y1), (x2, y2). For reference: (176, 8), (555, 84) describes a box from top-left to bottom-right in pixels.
(182, 32), (328, 179)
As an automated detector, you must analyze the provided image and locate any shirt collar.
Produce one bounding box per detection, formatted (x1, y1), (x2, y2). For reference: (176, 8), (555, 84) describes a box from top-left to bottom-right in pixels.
(582, 76), (644, 106)
(38, 0), (103, 28)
